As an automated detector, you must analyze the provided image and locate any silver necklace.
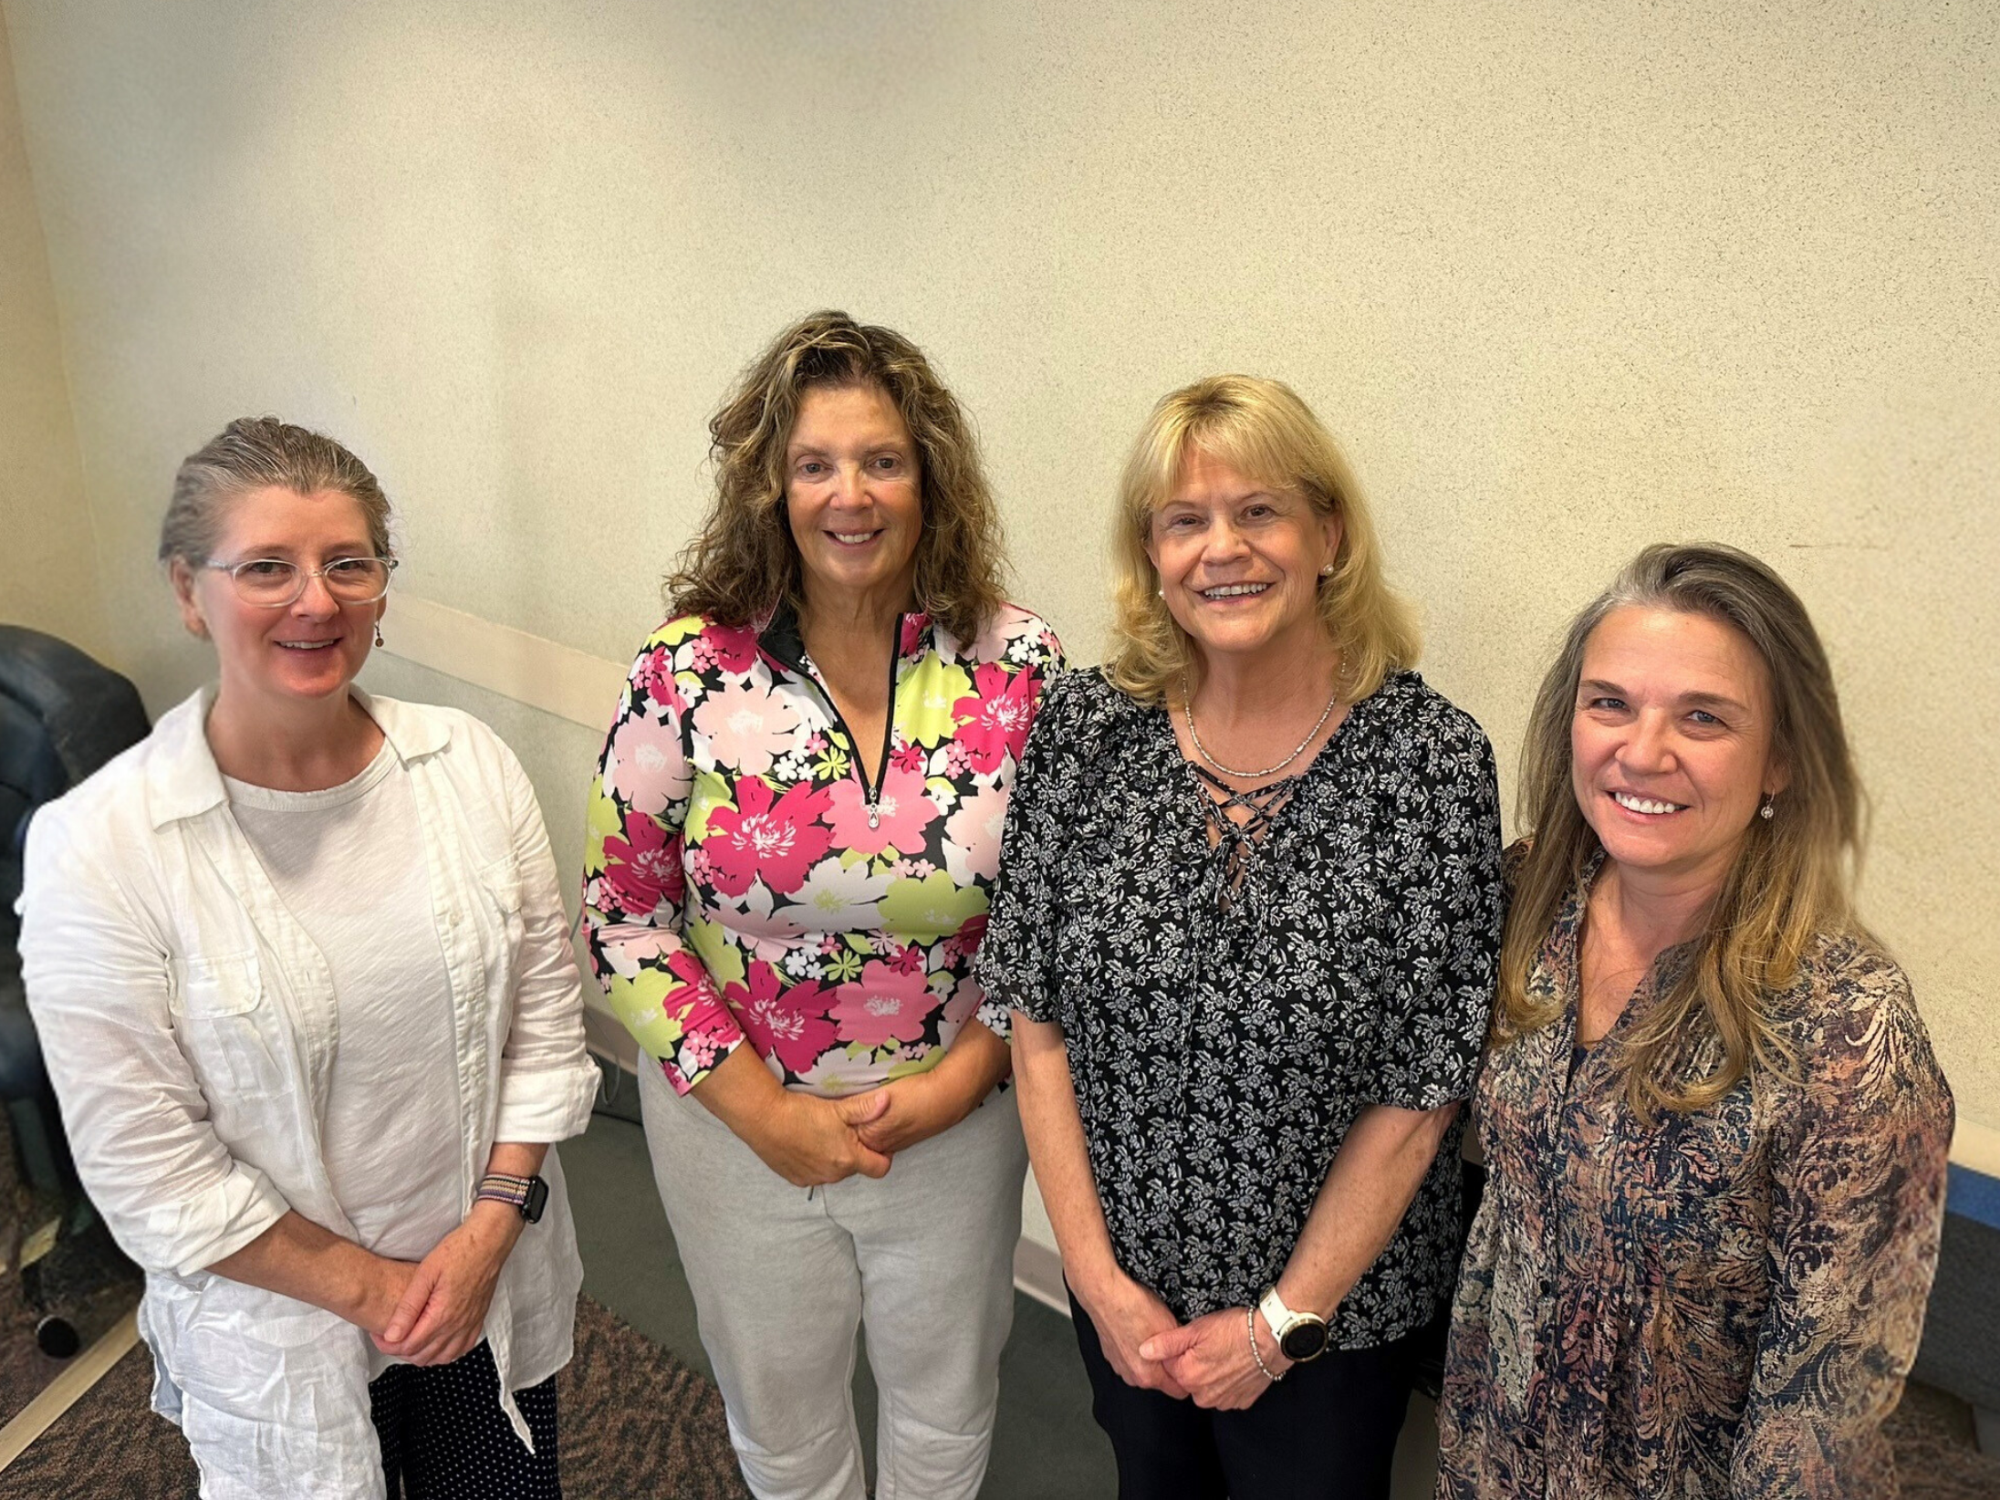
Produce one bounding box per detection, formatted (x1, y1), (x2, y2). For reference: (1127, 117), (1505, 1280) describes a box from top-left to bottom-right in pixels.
(1181, 670), (1343, 780)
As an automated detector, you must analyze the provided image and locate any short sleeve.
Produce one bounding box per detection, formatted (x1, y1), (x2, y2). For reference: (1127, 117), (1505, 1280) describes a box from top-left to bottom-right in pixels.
(1369, 712), (1504, 1110)
(970, 626), (1069, 1041)
(972, 670), (1091, 1028)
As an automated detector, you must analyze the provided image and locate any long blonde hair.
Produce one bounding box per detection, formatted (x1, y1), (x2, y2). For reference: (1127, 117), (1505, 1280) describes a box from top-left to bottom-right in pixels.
(1496, 543), (1867, 1120)
(665, 311), (1007, 644)
(1103, 375), (1419, 705)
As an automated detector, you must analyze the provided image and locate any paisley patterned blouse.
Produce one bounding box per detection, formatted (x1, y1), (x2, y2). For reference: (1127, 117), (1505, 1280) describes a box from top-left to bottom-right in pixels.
(1436, 857), (1953, 1499)
(582, 603), (1062, 1096)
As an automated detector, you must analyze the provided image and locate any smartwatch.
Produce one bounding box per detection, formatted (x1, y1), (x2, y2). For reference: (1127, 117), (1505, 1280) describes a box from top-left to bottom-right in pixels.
(475, 1173), (549, 1224)
(1258, 1285), (1330, 1363)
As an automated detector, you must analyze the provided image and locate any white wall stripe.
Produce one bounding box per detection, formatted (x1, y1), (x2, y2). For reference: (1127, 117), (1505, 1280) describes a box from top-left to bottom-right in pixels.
(377, 593), (628, 732)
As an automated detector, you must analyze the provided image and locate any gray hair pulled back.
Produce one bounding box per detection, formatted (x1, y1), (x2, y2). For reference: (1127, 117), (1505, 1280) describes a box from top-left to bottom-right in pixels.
(161, 417), (393, 568)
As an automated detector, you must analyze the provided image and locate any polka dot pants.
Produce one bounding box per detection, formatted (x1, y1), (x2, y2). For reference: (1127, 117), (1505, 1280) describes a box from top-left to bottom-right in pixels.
(369, 1341), (561, 1499)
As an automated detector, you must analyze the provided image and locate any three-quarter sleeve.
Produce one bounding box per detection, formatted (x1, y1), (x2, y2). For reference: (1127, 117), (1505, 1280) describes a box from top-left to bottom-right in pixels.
(1728, 961), (1953, 1497)
(581, 630), (747, 1094)
(19, 807), (289, 1277)
(491, 738), (600, 1143)
(972, 670), (1085, 1029)
(1369, 718), (1504, 1111)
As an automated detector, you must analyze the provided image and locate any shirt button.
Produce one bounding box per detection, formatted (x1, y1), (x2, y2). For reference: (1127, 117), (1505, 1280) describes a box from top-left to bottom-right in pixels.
(446, 909), (462, 927)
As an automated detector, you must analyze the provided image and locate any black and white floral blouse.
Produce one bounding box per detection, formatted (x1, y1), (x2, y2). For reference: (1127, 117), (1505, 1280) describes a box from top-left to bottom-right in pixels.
(977, 667), (1504, 1345)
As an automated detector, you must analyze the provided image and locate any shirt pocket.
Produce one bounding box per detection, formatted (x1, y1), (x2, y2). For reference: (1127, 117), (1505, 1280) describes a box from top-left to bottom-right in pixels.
(475, 854), (527, 995)
(168, 954), (286, 1099)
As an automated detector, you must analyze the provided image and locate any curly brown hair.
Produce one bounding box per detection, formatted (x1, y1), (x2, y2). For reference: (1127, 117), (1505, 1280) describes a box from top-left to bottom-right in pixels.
(665, 311), (1007, 644)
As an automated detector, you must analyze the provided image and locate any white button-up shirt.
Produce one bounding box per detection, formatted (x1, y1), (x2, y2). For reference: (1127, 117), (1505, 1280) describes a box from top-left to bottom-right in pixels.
(18, 687), (600, 1500)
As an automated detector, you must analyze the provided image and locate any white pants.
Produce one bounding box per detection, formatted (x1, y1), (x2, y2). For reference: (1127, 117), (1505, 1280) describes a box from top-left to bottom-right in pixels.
(638, 1061), (1026, 1500)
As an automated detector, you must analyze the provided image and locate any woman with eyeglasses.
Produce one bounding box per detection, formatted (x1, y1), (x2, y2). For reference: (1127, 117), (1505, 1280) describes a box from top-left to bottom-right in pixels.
(18, 417), (599, 1499)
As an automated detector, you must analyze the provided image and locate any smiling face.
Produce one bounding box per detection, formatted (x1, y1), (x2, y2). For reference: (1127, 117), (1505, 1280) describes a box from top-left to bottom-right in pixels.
(171, 485), (384, 713)
(1571, 605), (1787, 892)
(1146, 448), (1341, 670)
(784, 382), (923, 619)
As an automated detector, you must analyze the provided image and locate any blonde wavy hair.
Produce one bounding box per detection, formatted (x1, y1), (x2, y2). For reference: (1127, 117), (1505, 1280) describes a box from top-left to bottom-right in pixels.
(665, 311), (1007, 645)
(1495, 543), (1868, 1121)
(1103, 375), (1419, 705)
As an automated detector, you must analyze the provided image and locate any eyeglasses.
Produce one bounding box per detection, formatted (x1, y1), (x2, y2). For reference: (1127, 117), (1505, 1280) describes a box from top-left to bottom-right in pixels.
(204, 555), (398, 607)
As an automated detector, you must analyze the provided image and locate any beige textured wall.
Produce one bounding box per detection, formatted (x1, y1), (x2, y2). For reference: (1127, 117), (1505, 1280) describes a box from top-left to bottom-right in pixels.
(5, 1), (1996, 1132)
(0, 7), (100, 656)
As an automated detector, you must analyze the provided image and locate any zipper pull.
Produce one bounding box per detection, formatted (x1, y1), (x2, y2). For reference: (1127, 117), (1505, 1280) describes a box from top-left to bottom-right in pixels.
(867, 800), (881, 829)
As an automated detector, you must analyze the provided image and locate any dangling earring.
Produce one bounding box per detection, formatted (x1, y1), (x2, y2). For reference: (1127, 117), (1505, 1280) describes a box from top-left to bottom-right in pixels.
(374, 622), (384, 648)
(1759, 794), (1775, 820)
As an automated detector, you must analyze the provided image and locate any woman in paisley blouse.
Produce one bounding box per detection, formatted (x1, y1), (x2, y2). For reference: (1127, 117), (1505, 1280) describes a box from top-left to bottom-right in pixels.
(582, 311), (1061, 1500)
(978, 375), (1504, 1500)
(1435, 543), (1953, 1499)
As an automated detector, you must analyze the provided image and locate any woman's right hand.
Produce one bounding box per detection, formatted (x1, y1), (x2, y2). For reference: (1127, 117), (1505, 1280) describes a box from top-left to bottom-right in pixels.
(742, 1089), (894, 1188)
(1077, 1269), (1191, 1399)
(353, 1254), (421, 1340)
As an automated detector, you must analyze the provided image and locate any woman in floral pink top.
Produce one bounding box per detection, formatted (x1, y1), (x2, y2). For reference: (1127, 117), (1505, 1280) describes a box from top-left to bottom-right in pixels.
(583, 311), (1061, 1500)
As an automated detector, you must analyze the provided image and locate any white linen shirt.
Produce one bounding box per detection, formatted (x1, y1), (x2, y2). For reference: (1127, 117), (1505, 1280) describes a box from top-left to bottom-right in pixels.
(18, 687), (600, 1500)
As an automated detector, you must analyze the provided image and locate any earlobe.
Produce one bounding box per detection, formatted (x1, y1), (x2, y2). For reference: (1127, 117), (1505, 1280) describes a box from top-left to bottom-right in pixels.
(169, 560), (210, 640)
(1765, 756), (1792, 798)
(1320, 515), (1344, 573)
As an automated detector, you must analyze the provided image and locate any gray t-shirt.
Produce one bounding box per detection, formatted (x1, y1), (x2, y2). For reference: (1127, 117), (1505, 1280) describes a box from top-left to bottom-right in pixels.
(226, 740), (461, 1260)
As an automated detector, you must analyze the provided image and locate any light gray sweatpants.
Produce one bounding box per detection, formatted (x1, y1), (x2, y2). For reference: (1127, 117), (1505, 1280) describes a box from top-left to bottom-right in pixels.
(638, 1061), (1027, 1500)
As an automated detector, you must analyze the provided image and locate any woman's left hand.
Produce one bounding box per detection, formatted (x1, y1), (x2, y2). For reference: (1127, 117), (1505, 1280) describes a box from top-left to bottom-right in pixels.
(372, 1203), (523, 1366)
(853, 1021), (1011, 1157)
(1140, 1307), (1291, 1410)
(851, 1070), (964, 1156)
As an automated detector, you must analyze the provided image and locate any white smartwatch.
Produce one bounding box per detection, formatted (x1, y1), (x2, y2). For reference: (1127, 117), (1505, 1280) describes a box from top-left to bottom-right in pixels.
(1258, 1285), (1330, 1363)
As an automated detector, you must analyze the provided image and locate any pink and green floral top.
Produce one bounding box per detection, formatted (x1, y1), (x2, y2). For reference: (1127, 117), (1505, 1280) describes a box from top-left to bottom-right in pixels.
(582, 602), (1063, 1097)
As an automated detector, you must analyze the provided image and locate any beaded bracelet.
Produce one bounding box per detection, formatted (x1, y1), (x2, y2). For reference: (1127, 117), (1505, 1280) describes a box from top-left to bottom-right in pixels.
(1245, 1305), (1282, 1382)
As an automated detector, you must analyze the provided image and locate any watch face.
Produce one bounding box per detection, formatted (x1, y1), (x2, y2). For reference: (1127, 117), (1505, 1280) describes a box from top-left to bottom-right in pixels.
(523, 1177), (550, 1224)
(1280, 1320), (1329, 1362)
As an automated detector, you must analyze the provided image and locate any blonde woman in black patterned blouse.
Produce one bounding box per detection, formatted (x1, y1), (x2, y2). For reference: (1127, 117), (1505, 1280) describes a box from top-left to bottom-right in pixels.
(1436, 543), (1953, 1499)
(980, 376), (1503, 1500)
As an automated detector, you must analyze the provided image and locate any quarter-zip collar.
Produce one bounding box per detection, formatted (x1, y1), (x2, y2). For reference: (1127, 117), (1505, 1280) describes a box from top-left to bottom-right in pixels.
(754, 598), (934, 675)
(755, 600), (931, 825)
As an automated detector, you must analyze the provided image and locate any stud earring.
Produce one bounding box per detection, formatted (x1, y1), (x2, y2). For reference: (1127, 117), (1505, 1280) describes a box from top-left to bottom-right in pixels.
(1320, 563), (1334, 576)
(1759, 795), (1775, 820)
(374, 623), (384, 648)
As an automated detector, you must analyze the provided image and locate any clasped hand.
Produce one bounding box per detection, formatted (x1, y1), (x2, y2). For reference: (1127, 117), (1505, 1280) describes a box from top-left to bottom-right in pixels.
(1088, 1272), (1291, 1410)
(749, 1072), (963, 1188)
(365, 1207), (521, 1367)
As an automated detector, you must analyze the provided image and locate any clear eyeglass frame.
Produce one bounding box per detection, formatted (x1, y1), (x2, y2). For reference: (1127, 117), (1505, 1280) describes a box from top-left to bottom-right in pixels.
(204, 555), (398, 608)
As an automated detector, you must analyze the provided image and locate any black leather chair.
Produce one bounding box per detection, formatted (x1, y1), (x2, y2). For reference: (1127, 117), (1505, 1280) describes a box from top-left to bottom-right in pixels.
(0, 626), (151, 1160)
(0, 626), (150, 1350)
